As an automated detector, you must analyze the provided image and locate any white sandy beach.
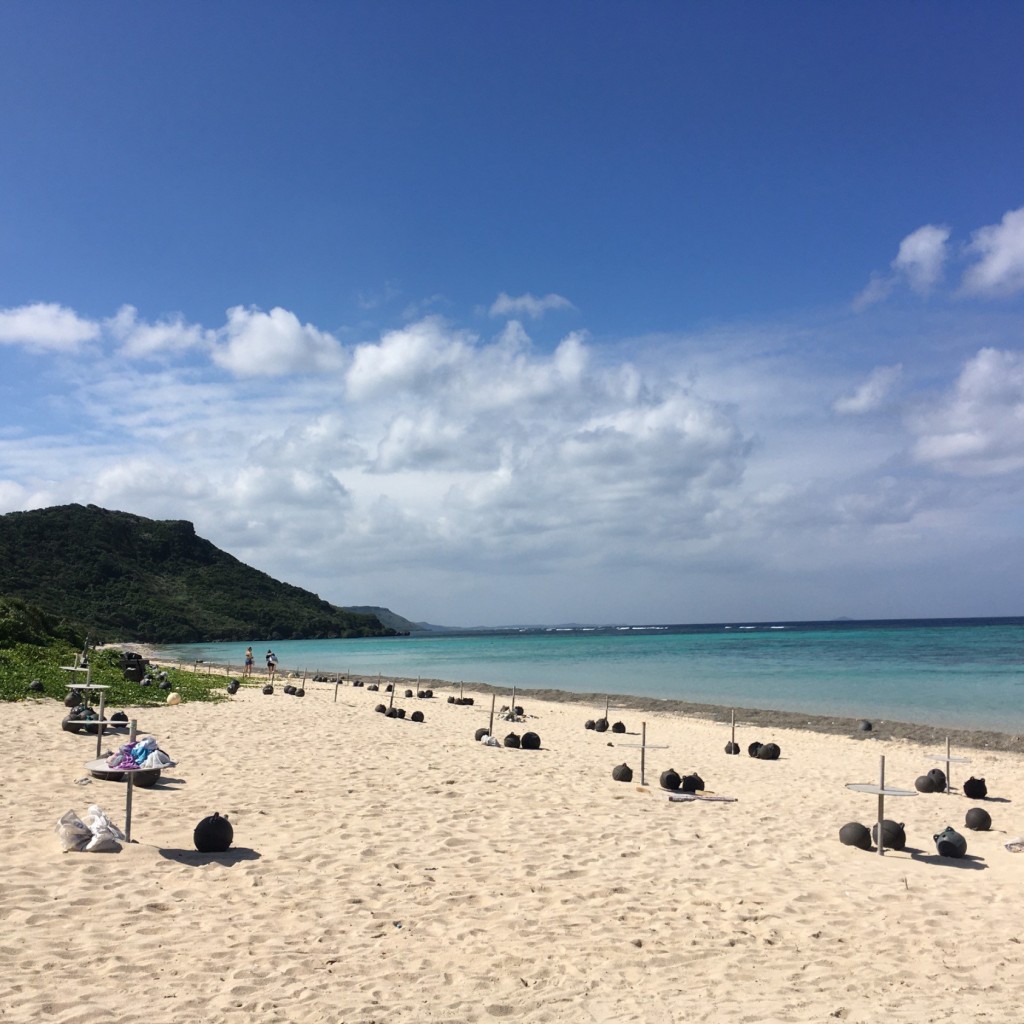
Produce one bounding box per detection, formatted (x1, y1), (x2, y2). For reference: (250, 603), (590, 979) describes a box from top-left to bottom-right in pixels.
(5, 677), (1024, 1023)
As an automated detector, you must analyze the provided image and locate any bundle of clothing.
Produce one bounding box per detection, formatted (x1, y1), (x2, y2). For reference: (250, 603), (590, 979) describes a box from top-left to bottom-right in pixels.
(106, 735), (176, 772)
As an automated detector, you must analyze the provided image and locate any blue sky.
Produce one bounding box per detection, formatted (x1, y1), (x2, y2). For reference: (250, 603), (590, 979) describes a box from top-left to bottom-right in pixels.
(1, 2), (1023, 626)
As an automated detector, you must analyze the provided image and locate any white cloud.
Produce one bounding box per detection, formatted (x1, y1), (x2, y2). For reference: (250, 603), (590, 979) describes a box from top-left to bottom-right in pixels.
(834, 364), (902, 415)
(212, 305), (346, 377)
(0, 302), (99, 350)
(489, 291), (575, 319)
(892, 224), (950, 293)
(961, 206), (1024, 298)
(910, 348), (1024, 475)
(107, 305), (211, 358)
(853, 224), (949, 309)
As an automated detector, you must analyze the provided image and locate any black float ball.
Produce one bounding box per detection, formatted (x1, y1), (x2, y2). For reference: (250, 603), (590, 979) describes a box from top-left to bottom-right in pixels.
(64, 690), (82, 708)
(425, 689), (434, 698)
(757, 742), (781, 760)
(463, 698), (475, 706)
(594, 719), (609, 733)
(934, 826), (967, 859)
(681, 772), (705, 793)
(521, 732), (540, 750)
(747, 741), (762, 758)
(965, 807), (992, 831)
(374, 704), (387, 714)
(158, 678), (172, 690)
(284, 685), (296, 695)
(660, 769), (681, 791)
(386, 708), (398, 718)
(396, 708), (406, 719)
(963, 776), (988, 800)
(612, 763), (633, 783)
(367, 683), (379, 692)
(514, 705), (524, 716)
(111, 711), (128, 723)
(61, 715), (82, 733)
(871, 819), (907, 851)
(29, 679), (44, 692)
(226, 679), (240, 695)
(839, 822), (873, 850)
(584, 720), (596, 730)
(262, 684), (274, 695)
(857, 720), (873, 732)
(474, 727), (490, 741)
(724, 741), (740, 755)
(405, 689), (414, 698)
(927, 768), (947, 791)
(611, 721), (626, 734)
(140, 678), (152, 687)
(448, 695), (456, 703)
(504, 732), (521, 748)
(385, 684), (393, 692)
(296, 688), (305, 697)
(353, 679), (364, 687)
(914, 774), (937, 793)
(410, 710), (424, 723)
(194, 812), (234, 853)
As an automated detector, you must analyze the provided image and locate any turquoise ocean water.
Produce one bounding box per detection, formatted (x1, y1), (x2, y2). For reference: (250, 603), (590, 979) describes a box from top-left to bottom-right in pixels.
(151, 617), (1024, 733)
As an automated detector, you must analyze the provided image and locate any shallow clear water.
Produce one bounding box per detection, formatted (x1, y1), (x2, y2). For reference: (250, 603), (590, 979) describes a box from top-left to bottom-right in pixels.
(153, 618), (1024, 733)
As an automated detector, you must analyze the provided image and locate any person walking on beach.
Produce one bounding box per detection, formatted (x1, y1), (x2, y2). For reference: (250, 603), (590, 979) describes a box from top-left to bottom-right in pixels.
(243, 646), (254, 678)
(266, 649), (278, 681)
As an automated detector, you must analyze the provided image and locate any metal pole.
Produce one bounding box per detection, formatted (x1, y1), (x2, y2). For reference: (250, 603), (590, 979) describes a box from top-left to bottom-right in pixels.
(730, 709), (736, 746)
(95, 690), (106, 758)
(877, 755), (886, 857)
(640, 722), (647, 786)
(124, 720), (137, 844)
(488, 694), (496, 736)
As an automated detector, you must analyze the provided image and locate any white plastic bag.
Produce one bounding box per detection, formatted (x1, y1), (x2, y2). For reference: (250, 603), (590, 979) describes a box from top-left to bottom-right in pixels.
(56, 810), (91, 852)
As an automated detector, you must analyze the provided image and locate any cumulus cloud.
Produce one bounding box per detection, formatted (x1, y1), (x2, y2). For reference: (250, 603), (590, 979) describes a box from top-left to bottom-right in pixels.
(106, 305), (211, 358)
(893, 224), (950, 293)
(853, 224), (949, 309)
(910, 348), (1024, 475)
(961, 206), (1024, 298)
(834, 364), (902, 415)
(0, 302), (99, 350)
(489, 291), (575, 319)
(212, 305), (346, 377)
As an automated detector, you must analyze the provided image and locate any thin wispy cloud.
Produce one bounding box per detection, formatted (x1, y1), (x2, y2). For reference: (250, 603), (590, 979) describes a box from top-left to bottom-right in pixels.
(489, 292), (575, 319)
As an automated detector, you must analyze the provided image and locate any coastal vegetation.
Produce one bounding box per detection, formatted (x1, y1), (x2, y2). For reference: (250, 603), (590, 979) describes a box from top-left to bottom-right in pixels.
(0, 595), (226, 703)
(0, 504), (403, 643)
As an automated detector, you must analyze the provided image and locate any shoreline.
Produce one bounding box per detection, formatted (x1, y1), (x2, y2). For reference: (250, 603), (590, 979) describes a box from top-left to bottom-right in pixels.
(132, 646), (1024, 754)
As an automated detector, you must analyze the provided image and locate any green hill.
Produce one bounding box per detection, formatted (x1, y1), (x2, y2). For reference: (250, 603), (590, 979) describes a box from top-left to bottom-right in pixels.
(0, 504), (402, 643)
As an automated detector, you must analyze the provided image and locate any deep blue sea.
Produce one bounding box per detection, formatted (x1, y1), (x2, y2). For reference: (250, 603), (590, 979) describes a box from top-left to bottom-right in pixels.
(152, 618), (1024, 733)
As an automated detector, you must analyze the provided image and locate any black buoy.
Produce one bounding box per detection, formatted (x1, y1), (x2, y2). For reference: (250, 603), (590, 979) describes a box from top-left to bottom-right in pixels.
(871, 819), (906, 851)
(262, 684), (274, 695)
(611, 721), (626, 734)
(447, 695), (456, 704)
(914, 774), (937, 793)
(284, 685), (296, 695)
(386, 708), (399, 718)
(927, 767), (947, 791)
(64, 690), (82, 708)
(226, 679), (240, 695)
(747, 741), (762, 758)
(61, 715), (83, 733)
(612, 763), (633, 783)
(521, 732), (540, 750)
(659, 769), (681, 792)
(193, 812), (234, 853)
(474, 727), (490, 741)
(839, 822), (873, 850)
(724, 741), (740, 755)
(111, 711), (128, 723)
(410, 710), (424, 723)
(367, 683), (379, 692)
(857, 720), (872, 732)
(757, 742), (781, 760)
(295, 688), (305, 697)
(405, 689), (414, 698)
(385, 684), (393, 692)
(934, 825), (967, 859)
(963, 776), (988, 800)
(584, 720), (596, 730)
(158, 678), (172, 690)
(28, 679), (44, 692)
(594, 719), (609, 733)
(681, 772), (705, 793)
(965, 807), (992, 831)
(504, 732), (521, 748)
(374, 703), (387, 714)
(514, 705), (524, 716)
(395, 708), (406, 719)
(425, 689), (434, 698)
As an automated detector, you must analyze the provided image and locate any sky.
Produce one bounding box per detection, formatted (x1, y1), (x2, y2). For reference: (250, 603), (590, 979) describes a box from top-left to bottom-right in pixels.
(1, 2), (1023, 627)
